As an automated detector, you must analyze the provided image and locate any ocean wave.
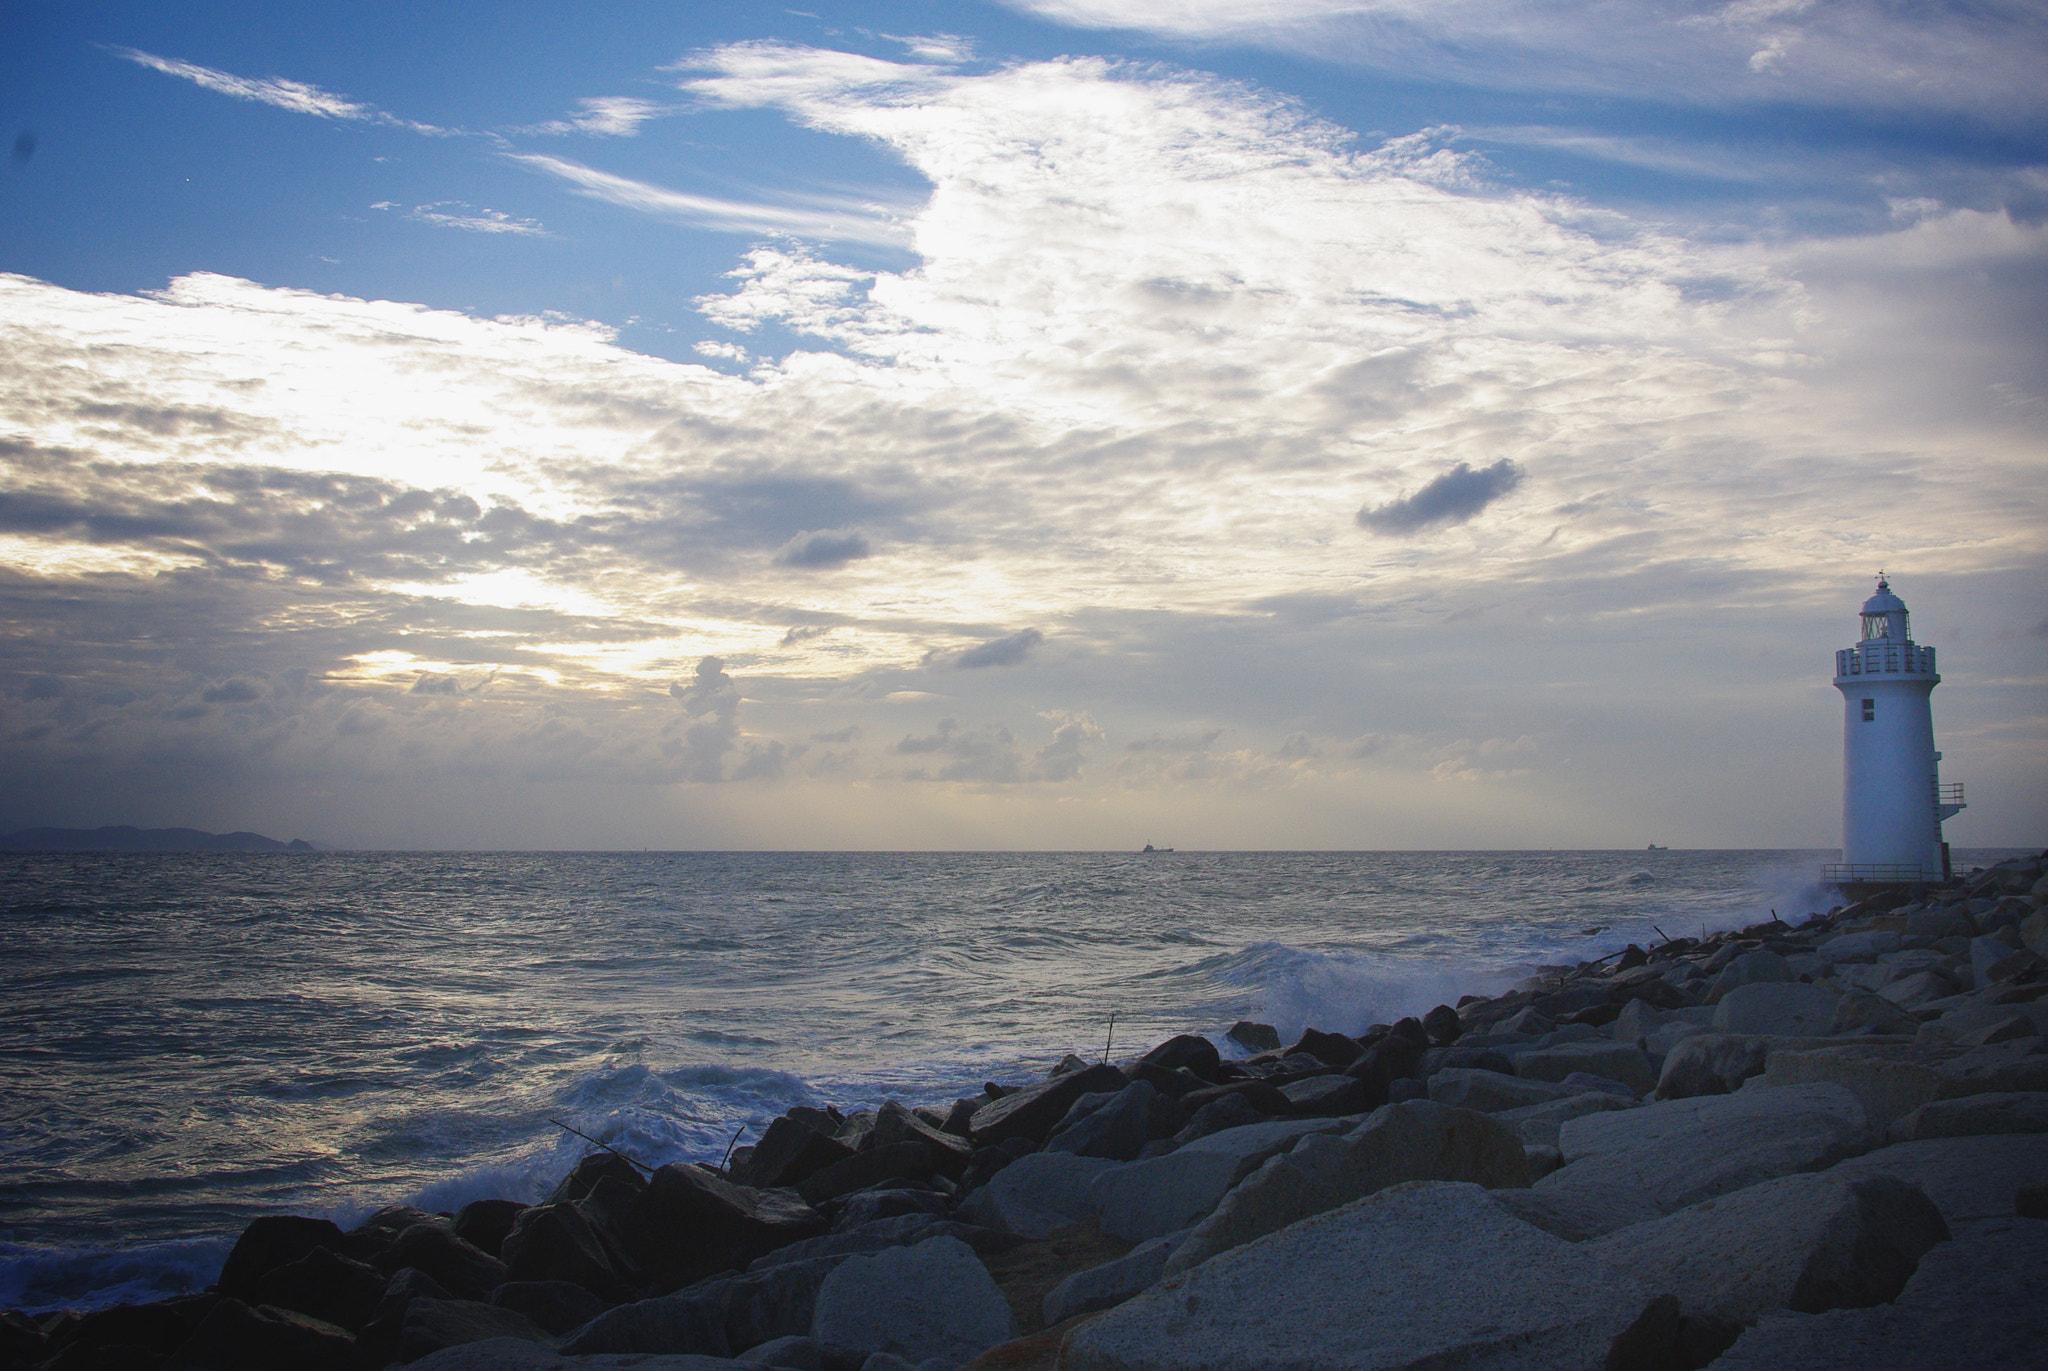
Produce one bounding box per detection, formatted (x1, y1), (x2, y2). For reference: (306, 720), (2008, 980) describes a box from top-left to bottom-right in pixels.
(1197, 941), (1515, 1042)
(0, 1237), (231, 1316)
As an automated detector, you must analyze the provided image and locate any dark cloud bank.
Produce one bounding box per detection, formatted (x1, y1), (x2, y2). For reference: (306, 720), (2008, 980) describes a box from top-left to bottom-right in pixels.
(1357, 459), (1524, 534)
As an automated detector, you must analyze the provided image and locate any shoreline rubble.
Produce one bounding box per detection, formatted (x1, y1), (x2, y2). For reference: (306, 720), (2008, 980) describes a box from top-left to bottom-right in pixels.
(7, 852), (2047, 1371)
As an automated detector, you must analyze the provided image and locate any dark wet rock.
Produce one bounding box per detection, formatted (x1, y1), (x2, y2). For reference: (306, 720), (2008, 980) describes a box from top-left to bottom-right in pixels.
(940, 1097), (981, 1137)
(1174, 1092), (1269, 1143)
(254, 1246), (389, 1331)
(826, 1187), (952, 1233)
(215, 1215), (347, 1302)
(563, 1254), (847, 1357)
(957, 1139), (1033, 1195)
(0, 1309), (48, 1366)
(870, 1101), (974, 1178)
(545, 1152), (646, 1207)
(1288, 1028), (1363, 1068)
(738, 1116), (859, 1190)
(450, 1199), (528, 1260)
(967, 1063), (1128, 1148)
(1046, 1080), (1186, 1161)
(1418, 1043), (1517, 1080)
(1178, 1078), (1291, 1118)
(380, 1223), (510, 1298)
(499, 1199), (641, 1301)
(163, 1297), (364, 1371)
(1138, 1034), (1222, 1082)
(357, 1268), (452, 1365)
(1532, 985), (1615, 1019)
(796, 1141), (939, 1206)
(833, 1110), (878, 1152)
(396, 1296), (551, 1363)
(1226, 1021), (1281, 1052)
(41, 1301), (199, 1364)
(1278, 1074), (1377, 1117)
(487, 1280), (608, 1337)
(1123, 1060), (1208, 1101)
(1421, 1004), (1464, 1045)
(361, 1205), (440, 1235)
(630, 1163), (828, 1291)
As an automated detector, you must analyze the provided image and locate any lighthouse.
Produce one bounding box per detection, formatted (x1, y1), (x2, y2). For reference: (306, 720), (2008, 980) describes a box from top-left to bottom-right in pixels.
(1828, 575), (1965, 886)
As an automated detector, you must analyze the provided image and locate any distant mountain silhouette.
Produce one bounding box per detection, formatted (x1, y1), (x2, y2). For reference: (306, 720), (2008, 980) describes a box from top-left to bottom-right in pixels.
(0, 825), (323, 852)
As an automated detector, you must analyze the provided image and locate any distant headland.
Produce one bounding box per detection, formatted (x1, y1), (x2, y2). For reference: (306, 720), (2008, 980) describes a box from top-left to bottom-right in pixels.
(0, 825), (325, 852)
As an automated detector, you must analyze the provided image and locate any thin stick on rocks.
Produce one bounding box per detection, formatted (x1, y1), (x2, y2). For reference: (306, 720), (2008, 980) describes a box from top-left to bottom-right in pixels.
(1102, 1010), (1116, 1064)
(547, 1117), (653, 1179)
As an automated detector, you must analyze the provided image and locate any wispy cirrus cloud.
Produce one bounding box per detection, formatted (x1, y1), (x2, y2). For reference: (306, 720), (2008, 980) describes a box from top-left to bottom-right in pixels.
(1003, 0), (2048, 123)
(113, 47), (449, 134)
(371, 201), (549, 236)
(505, 152), (913, 246)
(525, 96), (675, 137)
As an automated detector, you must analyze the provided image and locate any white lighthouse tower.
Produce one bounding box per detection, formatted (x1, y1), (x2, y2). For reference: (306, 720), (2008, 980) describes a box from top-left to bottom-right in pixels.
(1828, 575), (1964, 886)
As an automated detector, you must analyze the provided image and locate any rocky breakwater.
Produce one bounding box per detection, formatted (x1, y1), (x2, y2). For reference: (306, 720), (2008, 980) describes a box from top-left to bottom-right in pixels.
(8, 852), (2048, 1371)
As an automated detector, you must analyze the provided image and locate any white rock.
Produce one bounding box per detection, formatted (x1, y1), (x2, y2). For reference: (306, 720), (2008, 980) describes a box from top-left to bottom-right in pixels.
(1088, 1117), (1348, 1243)
(1425, 1067), (1577, 1113)
(809, 1236), (1015, 1371)
(1161, 1101), (1528, 1276)
(1707, 1214), (2048, 1370)
(957, 1151), (1121, 1238)
(1537, 1082), (1870, 1216)
(1510, 1041), (1656, 1095)
(1585, 1171), (1948, 1343)
(1061, 1182), (1679, 1371)
(1492, 1091), (1638, 1149)
(1492, 1186), (1664, 1242)
(1826, 1133), (2048, 1226)
(1711, 982), (1839, 1036)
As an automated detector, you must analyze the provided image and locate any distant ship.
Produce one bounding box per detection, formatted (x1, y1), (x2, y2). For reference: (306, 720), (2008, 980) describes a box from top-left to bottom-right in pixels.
(1142, 843), (1174, 853)
(1646, 843), (1668, 851)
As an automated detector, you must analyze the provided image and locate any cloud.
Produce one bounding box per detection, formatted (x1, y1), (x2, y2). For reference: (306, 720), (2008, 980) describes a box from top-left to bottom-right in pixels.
(4, 44), (2045, 845)
(528, 96), (673, 137)
(668, 655), (741, 781)
(1356, 459), (1524, 535)
(114, 48), (445, 133)
(374, 201), (548, 236)
(506, 153), (912, 246)
(774, 528), (872, 568)
(946, 628), (1044, 669)
(1000, 1), (2048, 123)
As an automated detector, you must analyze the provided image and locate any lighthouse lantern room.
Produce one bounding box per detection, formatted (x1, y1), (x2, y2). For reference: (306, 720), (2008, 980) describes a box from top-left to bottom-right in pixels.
(1826, 575), (1964, 887)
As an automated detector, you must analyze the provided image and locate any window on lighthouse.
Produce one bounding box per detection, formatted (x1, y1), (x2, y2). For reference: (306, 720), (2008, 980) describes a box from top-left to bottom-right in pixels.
(1862, 699), (1875, 722)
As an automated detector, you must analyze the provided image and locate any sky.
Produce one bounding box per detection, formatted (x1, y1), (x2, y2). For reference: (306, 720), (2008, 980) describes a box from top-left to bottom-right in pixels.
(0, 0), (2043, 851)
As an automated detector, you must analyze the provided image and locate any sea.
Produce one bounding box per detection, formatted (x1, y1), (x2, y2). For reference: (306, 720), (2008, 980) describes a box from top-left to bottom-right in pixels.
(0, 846), (2031, 1313)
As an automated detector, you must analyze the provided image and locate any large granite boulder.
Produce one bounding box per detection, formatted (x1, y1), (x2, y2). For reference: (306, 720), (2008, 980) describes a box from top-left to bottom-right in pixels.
(1162, 1101), (1528, 1275)
(1826, 1132), (2048, 1226)
(1586, 1172), (1949, 1361)
(957, 1151), (1122, 1237)
(1535, 1082), (1870, 1217)
(1711, 982), (1840, 1036)
(1510, 1041), (1655, 1096)
(1707, 1214), (2048, 1370)
(1041, 1230), (1189, 1326)
(1425, 1068), (1578, 1114)
(1046, 1081), (1184, 1161)
(809, 1236), (1015, 1369)
(1062, 1182), (1681, 1371)
(1089, 1118), (1350, 1244)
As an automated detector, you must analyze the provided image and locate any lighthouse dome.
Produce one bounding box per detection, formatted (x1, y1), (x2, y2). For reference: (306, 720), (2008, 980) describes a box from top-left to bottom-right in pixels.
(1860, 576), (1909, 641)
